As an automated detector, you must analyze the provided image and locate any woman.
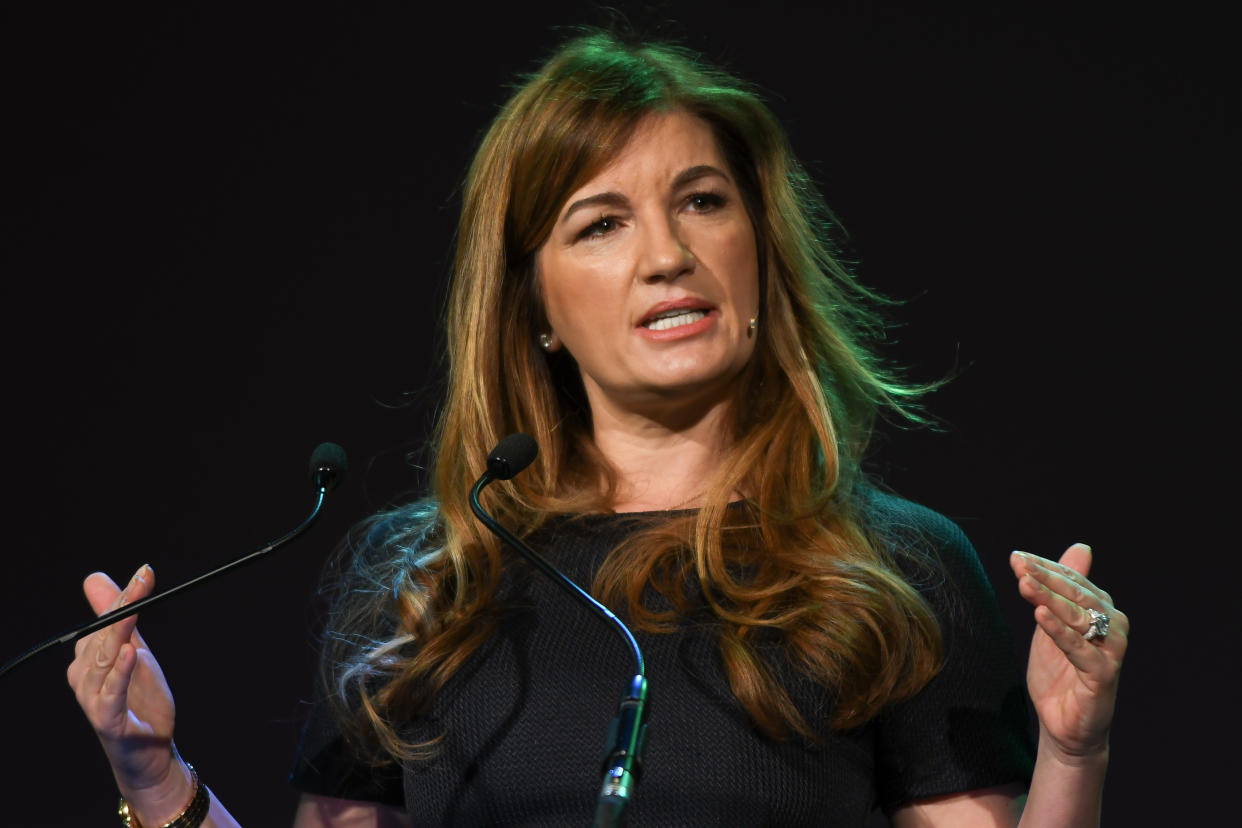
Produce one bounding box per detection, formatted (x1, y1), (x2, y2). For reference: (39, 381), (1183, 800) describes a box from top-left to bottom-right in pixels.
(69, 31), (1126, 827)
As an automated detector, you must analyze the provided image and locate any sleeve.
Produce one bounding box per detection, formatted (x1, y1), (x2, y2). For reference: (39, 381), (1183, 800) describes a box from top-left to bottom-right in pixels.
(866, 494), (1036, 813)
(288, 694), (406, 807)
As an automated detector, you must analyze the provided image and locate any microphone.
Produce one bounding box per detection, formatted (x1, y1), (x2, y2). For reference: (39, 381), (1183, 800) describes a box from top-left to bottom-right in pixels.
(486, 432), (538, 480)
(310, 441), (348, 492)
(469, 434), (649, 828)
(0, 442), (348, 679)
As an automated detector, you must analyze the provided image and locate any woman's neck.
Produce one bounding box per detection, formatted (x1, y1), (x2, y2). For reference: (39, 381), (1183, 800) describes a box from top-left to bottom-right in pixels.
(588, 394), (735, 513)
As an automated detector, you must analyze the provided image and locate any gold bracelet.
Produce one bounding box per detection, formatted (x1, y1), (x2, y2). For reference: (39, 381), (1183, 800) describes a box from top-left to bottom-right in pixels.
(117, 762), (210, 828)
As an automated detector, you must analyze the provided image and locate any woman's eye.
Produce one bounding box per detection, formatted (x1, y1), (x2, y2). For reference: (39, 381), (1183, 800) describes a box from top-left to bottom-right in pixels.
(687, 192), (725, 211)
(577, 216), (618, 240)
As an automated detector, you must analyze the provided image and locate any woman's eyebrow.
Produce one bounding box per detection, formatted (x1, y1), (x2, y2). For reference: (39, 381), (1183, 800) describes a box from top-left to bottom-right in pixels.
(561, 191), (629, 223)
(672, 164), (731, 188)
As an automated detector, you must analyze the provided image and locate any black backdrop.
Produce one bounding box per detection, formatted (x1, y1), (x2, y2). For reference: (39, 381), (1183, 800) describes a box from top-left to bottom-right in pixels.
(2, 4), (1236, 825)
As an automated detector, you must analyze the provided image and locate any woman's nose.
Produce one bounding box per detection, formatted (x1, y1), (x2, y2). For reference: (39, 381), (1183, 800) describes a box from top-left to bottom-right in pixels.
(639, 217), (696, 283)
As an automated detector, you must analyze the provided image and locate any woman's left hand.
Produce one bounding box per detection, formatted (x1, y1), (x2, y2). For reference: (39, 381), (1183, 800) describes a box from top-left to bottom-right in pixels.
(1010, 544), (1128, 762)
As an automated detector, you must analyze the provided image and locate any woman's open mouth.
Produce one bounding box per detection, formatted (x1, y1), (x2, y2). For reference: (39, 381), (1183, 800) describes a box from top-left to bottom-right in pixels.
(643, 309), (709, 331)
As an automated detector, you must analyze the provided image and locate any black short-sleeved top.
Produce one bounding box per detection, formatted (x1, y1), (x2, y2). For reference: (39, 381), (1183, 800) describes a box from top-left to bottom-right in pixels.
(291, 490), (1034, 825)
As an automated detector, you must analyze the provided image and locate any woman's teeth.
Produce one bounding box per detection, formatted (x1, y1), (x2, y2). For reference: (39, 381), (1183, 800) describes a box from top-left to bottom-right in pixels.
(644, 310), (707, 331)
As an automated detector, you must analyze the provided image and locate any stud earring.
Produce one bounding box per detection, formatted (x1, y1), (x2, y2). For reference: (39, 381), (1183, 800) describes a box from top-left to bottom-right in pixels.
(747, 317), (758, 339)
(538, 333), (554, 351)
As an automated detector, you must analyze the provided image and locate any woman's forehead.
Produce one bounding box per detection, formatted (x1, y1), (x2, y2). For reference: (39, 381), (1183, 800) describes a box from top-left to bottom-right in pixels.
(560, 111), (730, 203)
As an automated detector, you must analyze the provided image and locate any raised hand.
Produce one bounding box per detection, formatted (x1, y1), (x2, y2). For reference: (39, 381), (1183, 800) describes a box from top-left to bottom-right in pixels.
(66, 566), (186, 804)
(1010, 544), (1129, 761)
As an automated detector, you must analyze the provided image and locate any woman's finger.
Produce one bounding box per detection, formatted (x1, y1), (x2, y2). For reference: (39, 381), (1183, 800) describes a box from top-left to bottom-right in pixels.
(83, 571), (124, 616)
(98, 641), (140, 715)
(1029, 557), (1127, 641)
(1013, 555), (1099, 625)
(76, 567), (152, 699)
(1011, 551), (1115, 625)
(1016, 560), (1128, 645)
(1016, 571), (1096, 648)
(1056, 542), (1093, 579)
(1031, 603), (1110, 677)
(1011, 547), (1102, 603)
(78, 614), (139, 699)
(1019, 544), (1118, 606)
(1016, 568), (1129, 676)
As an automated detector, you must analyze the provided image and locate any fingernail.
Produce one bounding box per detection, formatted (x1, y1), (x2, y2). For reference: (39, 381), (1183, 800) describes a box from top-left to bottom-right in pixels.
(1011, 550), (1028, 559)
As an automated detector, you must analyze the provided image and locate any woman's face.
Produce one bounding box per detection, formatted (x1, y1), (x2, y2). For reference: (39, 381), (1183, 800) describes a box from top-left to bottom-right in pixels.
(536, 110), (760, 418)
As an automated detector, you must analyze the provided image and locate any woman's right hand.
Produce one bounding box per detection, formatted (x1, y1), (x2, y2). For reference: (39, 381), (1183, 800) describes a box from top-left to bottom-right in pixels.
(66, 565), (184, 803)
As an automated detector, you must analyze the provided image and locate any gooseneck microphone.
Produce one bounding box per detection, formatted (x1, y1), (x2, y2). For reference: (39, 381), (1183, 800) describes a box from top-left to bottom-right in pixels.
(0, 442), (348, 680)
(468, 433), (649, 828)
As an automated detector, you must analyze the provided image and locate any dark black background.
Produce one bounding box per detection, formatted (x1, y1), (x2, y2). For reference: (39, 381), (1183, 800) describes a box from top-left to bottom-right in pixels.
(2, 3), (1236, 824)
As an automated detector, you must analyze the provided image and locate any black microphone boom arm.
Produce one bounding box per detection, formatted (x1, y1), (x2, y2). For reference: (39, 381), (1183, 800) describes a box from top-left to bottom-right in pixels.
(469, 433), (649, 828)
(0, 442), (346, 680)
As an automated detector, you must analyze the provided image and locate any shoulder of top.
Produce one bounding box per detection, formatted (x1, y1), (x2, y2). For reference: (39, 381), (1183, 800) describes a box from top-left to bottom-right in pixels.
(854, 485), (976, 561)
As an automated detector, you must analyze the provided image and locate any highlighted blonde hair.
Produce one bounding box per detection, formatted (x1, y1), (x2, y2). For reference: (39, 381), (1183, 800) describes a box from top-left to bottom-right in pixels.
(323, 31), (942, 763)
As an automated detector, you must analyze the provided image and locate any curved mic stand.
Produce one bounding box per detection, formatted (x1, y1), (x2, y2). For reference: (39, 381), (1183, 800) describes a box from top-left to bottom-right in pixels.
(469, 471), (649, 828)
(0, 443), (346, 680)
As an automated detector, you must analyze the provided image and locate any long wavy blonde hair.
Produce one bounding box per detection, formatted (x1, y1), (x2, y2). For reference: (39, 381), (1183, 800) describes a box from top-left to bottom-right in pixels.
(322, 31), (943, 764)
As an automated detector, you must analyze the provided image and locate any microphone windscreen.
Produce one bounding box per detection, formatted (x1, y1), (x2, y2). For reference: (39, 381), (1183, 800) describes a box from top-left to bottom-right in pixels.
(309, 442), (348, 491)
(487, 433), (538, 480)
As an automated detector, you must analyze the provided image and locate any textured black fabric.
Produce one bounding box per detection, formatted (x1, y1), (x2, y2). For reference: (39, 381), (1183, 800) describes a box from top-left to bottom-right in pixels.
(291, 490), (1034, 825)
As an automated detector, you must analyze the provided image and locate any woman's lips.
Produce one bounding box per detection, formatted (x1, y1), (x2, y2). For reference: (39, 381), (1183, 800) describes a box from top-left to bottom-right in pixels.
(638, 297), (714, 326)
(635, 308), (719, 341)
